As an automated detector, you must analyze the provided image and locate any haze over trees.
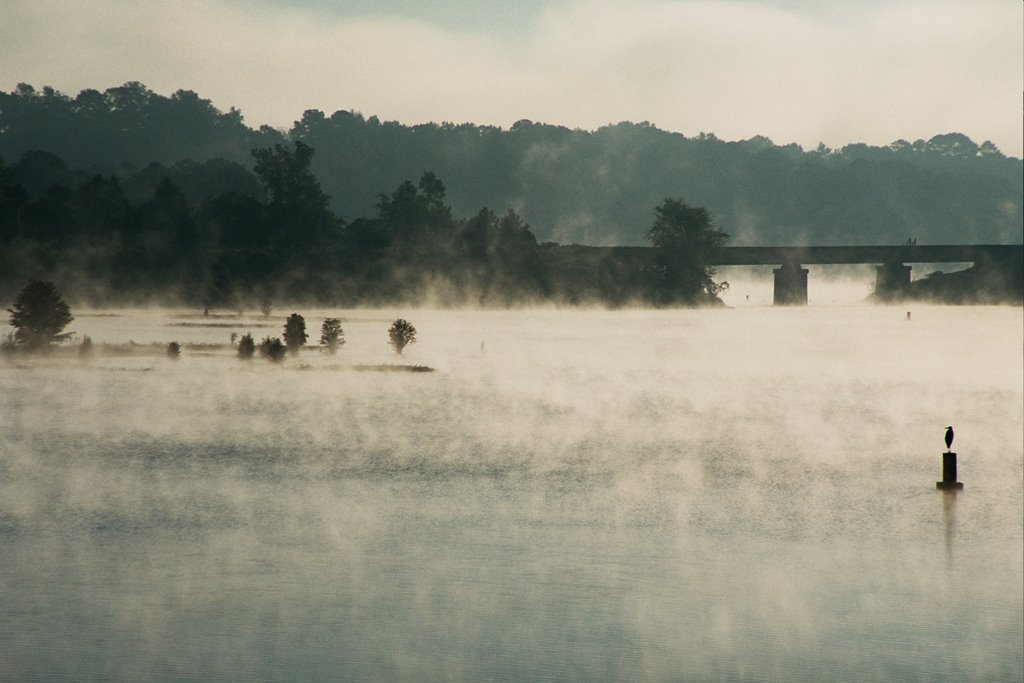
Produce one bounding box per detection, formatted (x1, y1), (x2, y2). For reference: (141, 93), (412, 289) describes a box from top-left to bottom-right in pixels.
(2, 83), (1019, 246)
(0, 82), (1020, 307)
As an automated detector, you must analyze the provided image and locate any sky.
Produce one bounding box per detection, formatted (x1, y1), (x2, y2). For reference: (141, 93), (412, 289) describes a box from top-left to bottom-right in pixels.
(1, 0), (1021, 157)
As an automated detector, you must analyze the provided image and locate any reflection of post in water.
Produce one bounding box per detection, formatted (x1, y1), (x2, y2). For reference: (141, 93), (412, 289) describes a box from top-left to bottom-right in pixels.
(942, 489), (958, 563)
(935, 426), (962, 563)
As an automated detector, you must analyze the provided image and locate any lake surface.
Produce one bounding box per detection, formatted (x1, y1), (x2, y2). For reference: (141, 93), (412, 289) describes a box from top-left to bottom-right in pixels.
(1, 304), (1022, 681)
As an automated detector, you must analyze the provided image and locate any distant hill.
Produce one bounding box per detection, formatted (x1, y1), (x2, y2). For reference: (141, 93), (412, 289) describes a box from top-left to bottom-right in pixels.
(2, 82), (1021, 247)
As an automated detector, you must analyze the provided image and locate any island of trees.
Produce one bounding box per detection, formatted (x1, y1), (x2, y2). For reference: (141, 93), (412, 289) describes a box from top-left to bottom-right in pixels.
(3, 278), (428, 367)
(1, 82), (1020, 307)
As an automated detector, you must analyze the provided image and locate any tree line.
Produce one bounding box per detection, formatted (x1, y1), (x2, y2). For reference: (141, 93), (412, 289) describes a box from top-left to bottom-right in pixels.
(2, 81), (1020, 249)
(0, 140), (726, 307)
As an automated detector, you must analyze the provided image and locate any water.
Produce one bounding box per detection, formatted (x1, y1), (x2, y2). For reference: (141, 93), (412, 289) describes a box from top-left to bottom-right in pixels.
(1, 304), (1021, 681)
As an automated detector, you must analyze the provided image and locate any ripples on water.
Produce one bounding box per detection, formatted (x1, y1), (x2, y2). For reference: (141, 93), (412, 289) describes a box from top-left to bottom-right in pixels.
(1, 306), (1021, 681)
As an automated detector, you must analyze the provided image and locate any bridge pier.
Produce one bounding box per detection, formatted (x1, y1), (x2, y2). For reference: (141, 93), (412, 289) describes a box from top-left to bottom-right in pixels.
(773, 262), (809, 305)
(875, 262), (911, 302)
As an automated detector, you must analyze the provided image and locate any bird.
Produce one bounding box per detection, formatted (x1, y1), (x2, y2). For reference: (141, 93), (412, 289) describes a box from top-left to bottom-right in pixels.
(944, 426), (954, 452)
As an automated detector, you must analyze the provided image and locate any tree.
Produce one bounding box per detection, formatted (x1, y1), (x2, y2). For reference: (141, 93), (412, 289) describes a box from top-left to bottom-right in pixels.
(454, 207), (544, 303)
(166, 341), (181, 359)
(388, 318), (416, 354)
(259, 336), (286, 362)
(646, 198), (729, 305)
(237, 333), (255, 360)
(251, 141), (337, 249)
(7, 280), (74, 350)
(375, 172), (454, 244)
(320, 318), (344, 353)
(283, 313), (307, 353)
(252, 141), (326, 209)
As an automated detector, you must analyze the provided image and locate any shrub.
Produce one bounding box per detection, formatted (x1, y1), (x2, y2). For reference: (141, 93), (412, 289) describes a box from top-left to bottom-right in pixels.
(78, 335), (94, 359)
(259, 336), (286, 362)
(167, 341), (181, 359)
(1, 333), (16, 356)
(237, 333), (256, 360)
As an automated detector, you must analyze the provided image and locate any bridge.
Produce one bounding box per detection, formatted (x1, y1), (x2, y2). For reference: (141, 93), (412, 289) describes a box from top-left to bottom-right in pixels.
(713, 244), (1022, 304)
(593, 243), (1022, 304)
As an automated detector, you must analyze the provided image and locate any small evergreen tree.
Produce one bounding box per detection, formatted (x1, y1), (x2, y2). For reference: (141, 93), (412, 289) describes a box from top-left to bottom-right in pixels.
(237, 333), (255, 360)
(167, 341), (181, 359)
(320, 318), (344, 354)
(388, 318), (417, 355)
(283, 313), (307, 354)
(7, 280), (74, 351)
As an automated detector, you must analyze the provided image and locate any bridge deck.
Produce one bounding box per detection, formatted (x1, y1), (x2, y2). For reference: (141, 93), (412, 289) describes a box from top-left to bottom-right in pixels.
(594, 244), (1022, 266)
(712, 244), (1021, 266)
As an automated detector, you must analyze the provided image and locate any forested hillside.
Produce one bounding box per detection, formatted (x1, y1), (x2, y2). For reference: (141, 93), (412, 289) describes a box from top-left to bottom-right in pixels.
(2, 82), (1020, 247)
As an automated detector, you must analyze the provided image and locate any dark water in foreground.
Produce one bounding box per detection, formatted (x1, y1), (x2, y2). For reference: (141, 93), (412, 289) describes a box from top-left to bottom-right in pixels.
(1, 307), (1021, 681)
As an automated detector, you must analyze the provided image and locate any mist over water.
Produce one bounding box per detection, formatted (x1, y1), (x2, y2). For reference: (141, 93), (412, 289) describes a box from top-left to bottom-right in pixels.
(2, 305), (1021, 681)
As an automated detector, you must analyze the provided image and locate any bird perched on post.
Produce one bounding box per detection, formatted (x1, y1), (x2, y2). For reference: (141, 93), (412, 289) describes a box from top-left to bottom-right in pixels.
(944, 426), (954, 452)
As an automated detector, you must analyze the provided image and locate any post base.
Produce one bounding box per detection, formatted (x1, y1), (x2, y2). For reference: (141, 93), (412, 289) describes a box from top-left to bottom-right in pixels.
(937, 452), (961, 489)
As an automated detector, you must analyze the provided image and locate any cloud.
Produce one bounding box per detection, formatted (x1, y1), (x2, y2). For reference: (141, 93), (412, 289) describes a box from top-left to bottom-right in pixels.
(0, 0), (1020, 155)
(520, 0), (1022, 153)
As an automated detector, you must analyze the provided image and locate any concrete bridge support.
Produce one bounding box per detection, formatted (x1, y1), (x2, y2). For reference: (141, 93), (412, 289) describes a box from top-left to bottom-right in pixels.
(875, 262), (912, 302)
(773, 262), (809, 305)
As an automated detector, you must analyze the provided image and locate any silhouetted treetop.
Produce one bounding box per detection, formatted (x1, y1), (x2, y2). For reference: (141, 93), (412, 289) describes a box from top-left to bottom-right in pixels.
(0, 82), (284, 168)
(251, 141), (338, 248)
